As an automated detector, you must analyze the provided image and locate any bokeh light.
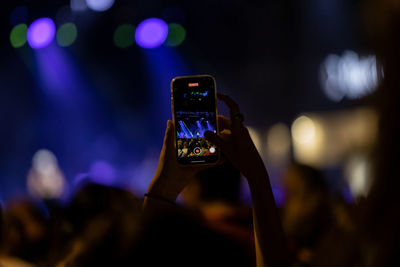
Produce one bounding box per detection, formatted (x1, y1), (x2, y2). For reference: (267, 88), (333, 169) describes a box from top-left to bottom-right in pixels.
(135, 18), (168, 49)
(86, 0), (115, 12)
(10, 6), (28, 26)
(291, 116), (316, 144)
(266, 123), (291, 165)
(345, 154), (372, 197)
(247, 127), (263, 154)
(27, 18), (56, 49)
(32, 149), (58, 174)
(57, 23), (78, 47)
(164, 23), (186, 47)
(89, 161), (116, 185)
(27, 149), (67, 199)
(113, 24), (135, 48)
(320, 51), (379, 101)
(291, 115), (324, 166)
(10, 24), (28, 48)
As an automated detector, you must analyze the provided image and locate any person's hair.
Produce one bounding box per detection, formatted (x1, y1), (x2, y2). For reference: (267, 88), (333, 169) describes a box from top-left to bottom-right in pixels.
(133, 208), (252, 266)
(0, 198), (49, 263)
(63, 183), (142, 266)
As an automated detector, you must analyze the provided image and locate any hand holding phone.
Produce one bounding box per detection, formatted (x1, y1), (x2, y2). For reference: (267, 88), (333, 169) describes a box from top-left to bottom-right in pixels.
(205, 94), (266, 180)
(171, 75), (220, 165)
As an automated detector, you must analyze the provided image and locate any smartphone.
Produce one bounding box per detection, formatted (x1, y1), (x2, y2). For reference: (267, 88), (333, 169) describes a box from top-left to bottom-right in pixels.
(171, 75), (219, 165)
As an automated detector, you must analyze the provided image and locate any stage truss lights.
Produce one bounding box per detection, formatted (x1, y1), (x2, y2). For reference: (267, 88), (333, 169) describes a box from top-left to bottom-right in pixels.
(320, 51), (379, 102)
(135, 18), (168, 49)
(164, 23), (186, 47)
(57, 23), (78, 47)
(10, 24), (28, 48)
(27, 18), (56, 49)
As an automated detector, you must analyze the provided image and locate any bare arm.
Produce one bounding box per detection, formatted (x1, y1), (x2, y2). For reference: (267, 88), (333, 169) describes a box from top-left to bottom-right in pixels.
(205, 94), (289, 267)
(143, 95), (289, 266)
(143, 120), (205, 214)
(247, 167), (288, 267)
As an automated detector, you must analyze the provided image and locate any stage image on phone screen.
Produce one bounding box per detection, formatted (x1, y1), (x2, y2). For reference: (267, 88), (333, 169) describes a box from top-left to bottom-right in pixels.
(172, 76), (218, 164)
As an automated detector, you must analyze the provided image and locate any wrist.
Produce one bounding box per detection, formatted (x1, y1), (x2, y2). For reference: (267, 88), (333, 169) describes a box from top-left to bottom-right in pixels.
(146, 174), (184, 202)
(146, 185), (180, 203)
(242, 158), (268, 182)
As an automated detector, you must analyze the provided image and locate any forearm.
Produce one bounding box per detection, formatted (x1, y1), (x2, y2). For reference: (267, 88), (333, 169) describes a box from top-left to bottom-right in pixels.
(142, 193), (178, 216)
(142, 173), (182, 214)
(246, 168), (289, 267)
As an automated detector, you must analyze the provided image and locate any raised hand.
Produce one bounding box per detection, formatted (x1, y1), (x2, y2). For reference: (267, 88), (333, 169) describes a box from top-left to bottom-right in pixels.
(146, 120), (207, 202)
(205, 93), (267, 180)
(206, 93), (289, 266)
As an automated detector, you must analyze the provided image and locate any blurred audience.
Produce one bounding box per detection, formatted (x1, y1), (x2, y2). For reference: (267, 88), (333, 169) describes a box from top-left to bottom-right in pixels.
(182, 161), (255, 261)
(1, 1), (400, 267)
(134, 205), (253, 266)
(282, 163), (360, 267)
(0, 198), (49, 267)
(282, 164), (331, 263)
(361, 1), (400, 266)
(50, 182), (142, 267)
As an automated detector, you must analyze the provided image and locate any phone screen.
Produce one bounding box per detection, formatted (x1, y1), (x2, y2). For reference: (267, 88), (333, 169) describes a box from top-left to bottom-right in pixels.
(171, 75), (219, 165)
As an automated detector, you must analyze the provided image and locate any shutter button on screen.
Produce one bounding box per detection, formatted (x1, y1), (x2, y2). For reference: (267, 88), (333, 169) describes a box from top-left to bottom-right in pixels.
(194, 147), (201, 155)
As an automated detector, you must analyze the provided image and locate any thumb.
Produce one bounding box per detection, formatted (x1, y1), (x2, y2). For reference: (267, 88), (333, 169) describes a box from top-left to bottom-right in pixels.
(162, 120), (175, 157)
(166, 120), (175, 145)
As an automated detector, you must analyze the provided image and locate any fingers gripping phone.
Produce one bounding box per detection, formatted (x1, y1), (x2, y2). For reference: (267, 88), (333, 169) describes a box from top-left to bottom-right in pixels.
(171, 75), (219, 165)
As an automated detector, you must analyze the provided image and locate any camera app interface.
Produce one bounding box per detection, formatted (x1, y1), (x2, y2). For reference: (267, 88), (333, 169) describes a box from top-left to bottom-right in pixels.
(173, 79), (217, 162)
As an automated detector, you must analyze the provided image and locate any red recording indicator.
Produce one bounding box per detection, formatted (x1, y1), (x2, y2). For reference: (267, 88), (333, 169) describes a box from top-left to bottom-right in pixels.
(188, 82), (199, 87)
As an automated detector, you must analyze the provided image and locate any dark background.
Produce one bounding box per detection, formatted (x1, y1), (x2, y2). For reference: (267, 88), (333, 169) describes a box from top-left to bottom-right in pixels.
(0, 0), (370, 199)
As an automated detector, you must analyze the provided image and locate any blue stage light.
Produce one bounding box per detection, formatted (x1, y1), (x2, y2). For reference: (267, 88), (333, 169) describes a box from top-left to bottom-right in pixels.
(135, 18), (168, 49)
(89, 161), (116, 185)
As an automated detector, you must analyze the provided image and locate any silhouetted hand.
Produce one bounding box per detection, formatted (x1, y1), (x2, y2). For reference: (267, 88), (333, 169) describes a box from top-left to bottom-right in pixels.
(206, 94), (289, 267)
(205, 93), (267, 180)
(146, 120), (207, 202)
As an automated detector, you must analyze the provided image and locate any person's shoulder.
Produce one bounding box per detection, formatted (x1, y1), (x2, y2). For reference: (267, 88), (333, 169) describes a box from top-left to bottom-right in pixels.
(0, 257), (36, 267)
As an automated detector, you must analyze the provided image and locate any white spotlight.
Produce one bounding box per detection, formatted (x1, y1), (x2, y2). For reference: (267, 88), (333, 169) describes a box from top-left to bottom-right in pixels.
(345, 154), (372, 197)
(291, 115), (324, 166)
(266, 123), (291, 165)
(320, 50), (379, 101)
(86, 0), (115, 12)
(291, 116), (316, 144)
(27, 149), (66, 199)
